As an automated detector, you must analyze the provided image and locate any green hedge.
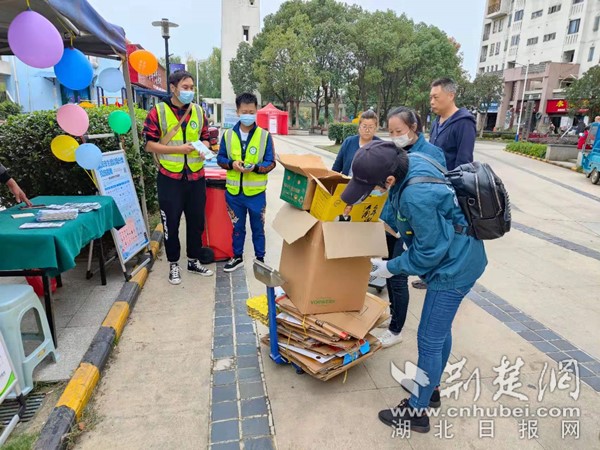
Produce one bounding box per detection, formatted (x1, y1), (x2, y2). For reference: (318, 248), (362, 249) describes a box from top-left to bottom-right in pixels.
(505, 142), (547, 158)
(0, 101), (22, 120)
(482, 131), (517, 140)
(0, 106), (158, 211)
(328, 122), (359, 145)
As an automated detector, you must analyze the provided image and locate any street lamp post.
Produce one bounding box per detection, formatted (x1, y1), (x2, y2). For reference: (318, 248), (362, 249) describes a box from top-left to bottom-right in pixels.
(152, 18), (179, 96)
(515, 60), (530, 142)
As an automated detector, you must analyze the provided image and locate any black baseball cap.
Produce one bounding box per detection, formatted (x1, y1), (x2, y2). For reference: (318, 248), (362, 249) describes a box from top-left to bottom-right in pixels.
(341, 140), (402, 205)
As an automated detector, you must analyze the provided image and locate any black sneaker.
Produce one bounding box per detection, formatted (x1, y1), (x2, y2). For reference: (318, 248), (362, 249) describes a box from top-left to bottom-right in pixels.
(187, 259), (214, 277)
(378, 398), (430, 433)
(400, 381), (441, 408)
(169, 263), (182, 285)
(224, 256), (244, 273)
(411, 280), (427, 289)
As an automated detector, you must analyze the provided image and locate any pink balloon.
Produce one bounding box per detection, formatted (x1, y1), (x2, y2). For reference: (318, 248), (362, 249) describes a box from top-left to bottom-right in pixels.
(57, 104), (89, 136)
(8, 10), (64, 69)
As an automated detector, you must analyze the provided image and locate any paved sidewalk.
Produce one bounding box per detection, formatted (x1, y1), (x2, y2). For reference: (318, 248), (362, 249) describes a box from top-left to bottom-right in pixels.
(77, 136), (600, 449)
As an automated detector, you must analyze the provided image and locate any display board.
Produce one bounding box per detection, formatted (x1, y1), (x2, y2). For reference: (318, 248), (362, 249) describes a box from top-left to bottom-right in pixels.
(93, 150), (149, 266)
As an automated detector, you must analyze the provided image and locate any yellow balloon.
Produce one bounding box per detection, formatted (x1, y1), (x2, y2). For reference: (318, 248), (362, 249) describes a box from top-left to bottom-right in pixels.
(129, 50), (158, 76)
(51, 135), (79, 162)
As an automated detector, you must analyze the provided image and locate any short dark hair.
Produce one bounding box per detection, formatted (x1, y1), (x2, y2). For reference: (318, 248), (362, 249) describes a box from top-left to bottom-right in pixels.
(392, 150), (409, 185)
(169, 70), (194, 87)
(387, 106), (423, 133)
(431, 77), (457, 94)
(360, 110), (377, 122)
(236, 92), (258, 109)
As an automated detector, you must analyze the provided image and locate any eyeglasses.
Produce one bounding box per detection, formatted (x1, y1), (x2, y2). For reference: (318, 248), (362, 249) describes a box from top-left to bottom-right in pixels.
(359, 125), (376, 131)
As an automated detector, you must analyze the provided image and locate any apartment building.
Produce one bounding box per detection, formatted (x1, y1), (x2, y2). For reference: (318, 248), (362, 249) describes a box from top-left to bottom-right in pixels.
(478, 0), (600, 131)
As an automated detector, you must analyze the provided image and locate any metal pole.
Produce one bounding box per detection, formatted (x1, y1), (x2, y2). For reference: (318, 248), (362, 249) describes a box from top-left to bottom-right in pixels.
(165, 36), (171, 95)
(196, 59), (200, 104)
(515, 61), (529, 142)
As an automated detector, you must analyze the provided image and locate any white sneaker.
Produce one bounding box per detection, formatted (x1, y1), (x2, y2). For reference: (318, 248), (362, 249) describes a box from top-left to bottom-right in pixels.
(377, 316), (392, 329)
(379, 330), (403, 348)
(168, 263), (182, 285)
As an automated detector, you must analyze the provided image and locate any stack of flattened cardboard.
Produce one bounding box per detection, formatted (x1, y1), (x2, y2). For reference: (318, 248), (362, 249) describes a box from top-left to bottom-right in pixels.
(260, 290), (389, 381)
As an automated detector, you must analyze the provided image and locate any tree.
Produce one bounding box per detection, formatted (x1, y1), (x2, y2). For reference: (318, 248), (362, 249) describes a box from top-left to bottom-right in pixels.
(566, 66), (600, 119)
(229, 42), (258, 95)
(159, 55), (182, 68)
(190, 48), (221, 99)
(463, 74), (503, 136)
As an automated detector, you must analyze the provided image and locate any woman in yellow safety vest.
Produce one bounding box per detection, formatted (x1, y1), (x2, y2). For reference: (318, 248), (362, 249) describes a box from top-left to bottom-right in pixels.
(143, 70), (214, 285)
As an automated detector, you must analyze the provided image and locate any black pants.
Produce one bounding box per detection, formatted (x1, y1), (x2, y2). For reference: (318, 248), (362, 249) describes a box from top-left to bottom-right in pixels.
(157, 173), (206, 263)
(385, 233), (410, 334)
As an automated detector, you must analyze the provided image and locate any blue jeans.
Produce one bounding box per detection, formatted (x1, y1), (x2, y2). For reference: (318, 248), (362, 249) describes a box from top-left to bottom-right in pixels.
(409, 283), (474, 410)
(226, 191), (266, 259)
(385, 234), (409, 334)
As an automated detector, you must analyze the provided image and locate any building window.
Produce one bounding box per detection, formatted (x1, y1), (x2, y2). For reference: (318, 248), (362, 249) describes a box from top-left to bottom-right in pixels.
(480, 47), (488, 62)
(495, 42), (501, 55)
(563, 50), (575, 62)
(568, 19), (581, 35)
(483, 23), (491, 41)
(511, 35), (520, 46)
(527, 37), (539, 46)
(508, 14), (512, 27)
(548, 4), (561, 14)
(573, 0), (584, 4)
(493, 21), (498, 33)
(531, 10), (543, 19)
(499, 19), (504, 32)
(242, 26), (250, 42)
(514, 10), (524, 22)
(490, 45), (495, 56)
(543, 32), (557, 42)
(589, 47), (595, 62)
(504, 39), (509, 51)
(594, 16), (600, 32)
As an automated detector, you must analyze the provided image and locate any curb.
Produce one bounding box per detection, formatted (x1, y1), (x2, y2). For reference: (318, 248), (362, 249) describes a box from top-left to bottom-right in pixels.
(34, 224), (164, 450)
(504, 149), (582, 172)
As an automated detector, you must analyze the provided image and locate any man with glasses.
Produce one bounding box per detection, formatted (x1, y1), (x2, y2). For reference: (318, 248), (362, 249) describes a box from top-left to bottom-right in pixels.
(332, 110), (380, 176)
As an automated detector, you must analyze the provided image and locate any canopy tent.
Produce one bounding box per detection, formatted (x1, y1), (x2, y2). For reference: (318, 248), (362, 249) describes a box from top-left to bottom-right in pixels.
(257, 103), (289, 135)
(0, 0), (150, 229)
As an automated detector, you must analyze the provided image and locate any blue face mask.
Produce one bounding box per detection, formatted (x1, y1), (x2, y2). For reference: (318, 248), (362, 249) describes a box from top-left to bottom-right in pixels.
(370, 189), (385, 197)
(177, 90), (194, 105)
(240, 114), (256, 126)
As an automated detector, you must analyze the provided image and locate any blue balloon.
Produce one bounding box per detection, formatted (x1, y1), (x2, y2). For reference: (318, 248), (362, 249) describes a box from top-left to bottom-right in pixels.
(54, 48), (94, 91)
(97, 68), (125, 92)
(75, 143), (103, 170)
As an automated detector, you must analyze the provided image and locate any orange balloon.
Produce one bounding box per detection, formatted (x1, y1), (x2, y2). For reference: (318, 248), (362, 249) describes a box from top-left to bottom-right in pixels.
(129, 50), (158, 76)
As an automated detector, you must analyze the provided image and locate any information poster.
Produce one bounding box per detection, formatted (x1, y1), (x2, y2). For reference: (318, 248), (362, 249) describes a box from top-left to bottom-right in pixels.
(223, 103), (239, 129)
(94, 150), (149, 264)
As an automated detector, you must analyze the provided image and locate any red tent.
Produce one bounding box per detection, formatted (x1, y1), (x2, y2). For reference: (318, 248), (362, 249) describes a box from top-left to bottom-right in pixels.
(257, 103), (289, 135)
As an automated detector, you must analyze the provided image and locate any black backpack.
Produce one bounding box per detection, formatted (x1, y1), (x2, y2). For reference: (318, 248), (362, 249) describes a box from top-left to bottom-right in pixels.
(405, 153), (511, 240)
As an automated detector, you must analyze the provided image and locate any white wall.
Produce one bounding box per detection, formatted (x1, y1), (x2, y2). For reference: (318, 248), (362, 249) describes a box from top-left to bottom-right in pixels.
(221, 0), (261, 105)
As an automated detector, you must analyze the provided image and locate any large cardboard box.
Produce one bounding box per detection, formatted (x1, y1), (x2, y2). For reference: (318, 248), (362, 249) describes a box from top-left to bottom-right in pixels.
(278, 154), (342, 210)
(273, 205), (387, 315)
(310, 177), (388, 222)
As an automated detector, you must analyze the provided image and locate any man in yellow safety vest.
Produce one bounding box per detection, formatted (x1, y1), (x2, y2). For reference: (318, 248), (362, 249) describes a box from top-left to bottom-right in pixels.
(143, 70), (214, 285)
(217, 93), (276, 272)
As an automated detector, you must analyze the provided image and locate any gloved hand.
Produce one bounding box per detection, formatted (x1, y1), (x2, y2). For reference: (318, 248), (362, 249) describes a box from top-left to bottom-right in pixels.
(371, 258), (393, 279)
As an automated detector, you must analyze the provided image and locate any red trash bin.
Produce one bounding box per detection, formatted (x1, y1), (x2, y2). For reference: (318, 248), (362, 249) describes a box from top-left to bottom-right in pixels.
(203, 169), (234, 261)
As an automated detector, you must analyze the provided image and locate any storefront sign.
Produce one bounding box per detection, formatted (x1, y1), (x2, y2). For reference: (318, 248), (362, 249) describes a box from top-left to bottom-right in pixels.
(546, 99), (568, 114)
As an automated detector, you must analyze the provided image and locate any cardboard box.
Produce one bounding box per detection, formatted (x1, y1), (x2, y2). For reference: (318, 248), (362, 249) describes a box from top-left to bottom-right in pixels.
(278, 153), (341, 210)
(273, 205), (387, 315)
(310, 177), (388, 222)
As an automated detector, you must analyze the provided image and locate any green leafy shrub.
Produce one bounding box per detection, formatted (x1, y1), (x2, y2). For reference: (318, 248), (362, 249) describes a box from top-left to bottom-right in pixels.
(506, 142), (547, 158)
(328, 122), (359, 144)
(0, 106), (157, 210)
(482, 131), (517, 140)
(0, 101), (22, 120)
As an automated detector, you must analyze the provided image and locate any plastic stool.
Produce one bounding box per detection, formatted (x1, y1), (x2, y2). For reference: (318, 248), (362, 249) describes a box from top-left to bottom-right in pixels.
(0, 285), (58, 396)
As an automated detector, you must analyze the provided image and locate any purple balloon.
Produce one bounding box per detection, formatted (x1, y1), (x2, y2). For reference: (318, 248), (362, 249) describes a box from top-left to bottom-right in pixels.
(8, 10), (64, 69)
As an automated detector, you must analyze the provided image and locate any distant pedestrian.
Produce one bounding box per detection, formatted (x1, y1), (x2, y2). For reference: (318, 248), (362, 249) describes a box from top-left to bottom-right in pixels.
(332, 110), (380, 175)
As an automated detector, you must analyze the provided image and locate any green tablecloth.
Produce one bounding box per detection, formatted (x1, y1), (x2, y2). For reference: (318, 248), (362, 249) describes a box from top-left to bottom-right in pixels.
(0, 196), (125, 276)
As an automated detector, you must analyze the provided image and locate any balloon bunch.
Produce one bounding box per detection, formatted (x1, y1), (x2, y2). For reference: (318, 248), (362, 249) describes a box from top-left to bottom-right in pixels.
(7, 5), (156, 178)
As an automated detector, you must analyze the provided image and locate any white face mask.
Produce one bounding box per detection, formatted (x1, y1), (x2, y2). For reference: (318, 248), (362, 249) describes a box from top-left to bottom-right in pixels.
(392, 134), (411, 149)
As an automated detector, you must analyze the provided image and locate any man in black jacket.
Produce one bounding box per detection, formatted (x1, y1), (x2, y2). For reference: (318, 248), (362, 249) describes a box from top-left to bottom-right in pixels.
(0, 163), (32, 206)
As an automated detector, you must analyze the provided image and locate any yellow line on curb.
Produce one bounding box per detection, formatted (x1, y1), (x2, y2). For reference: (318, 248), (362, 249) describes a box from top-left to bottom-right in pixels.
(155, 223), (164, 233)
(149, 240), (160, 258)
(102, 301), (130, 339)
(56, 363), (100, 420)
(130, 266), (149, 287)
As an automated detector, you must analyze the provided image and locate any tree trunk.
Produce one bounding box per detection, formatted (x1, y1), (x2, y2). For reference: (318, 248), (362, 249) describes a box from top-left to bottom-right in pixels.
(323, 83), (330, 125)
(295, 100), (301, 129)
(479, 112), (487, 138)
